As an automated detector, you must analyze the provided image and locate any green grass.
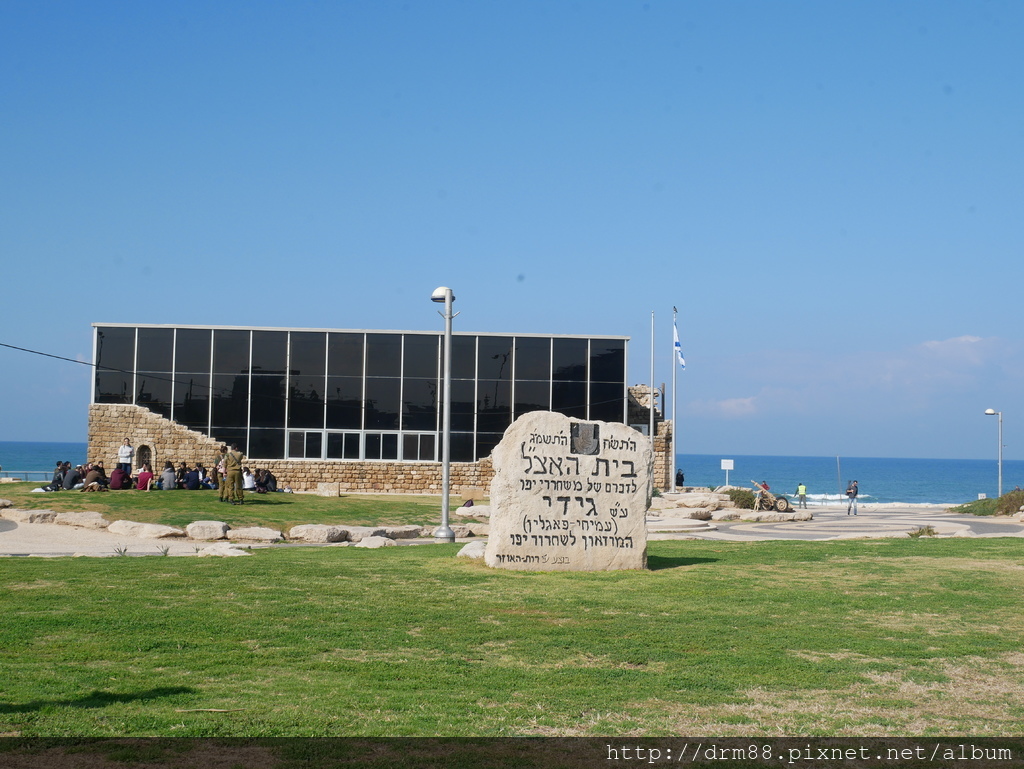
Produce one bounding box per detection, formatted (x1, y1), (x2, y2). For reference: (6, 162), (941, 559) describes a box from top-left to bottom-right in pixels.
(0, 482), (455, 530)
(3, 537), (1024, 739)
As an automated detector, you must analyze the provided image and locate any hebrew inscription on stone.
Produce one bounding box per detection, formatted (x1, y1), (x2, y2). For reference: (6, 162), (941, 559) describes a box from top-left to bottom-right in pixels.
(484, 411), (651, 571)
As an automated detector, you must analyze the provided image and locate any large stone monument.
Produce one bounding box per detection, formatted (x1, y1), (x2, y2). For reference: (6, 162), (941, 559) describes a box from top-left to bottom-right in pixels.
(485, 411), (652, 571)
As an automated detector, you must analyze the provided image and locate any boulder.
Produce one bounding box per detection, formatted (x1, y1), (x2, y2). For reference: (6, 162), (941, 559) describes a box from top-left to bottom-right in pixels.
(383, 525), (423, 540)
(457, 541), (487, 559)
(108, 520), (186, 538)
(355, 535), (396, 548)
(0, 498), (12, 508)
(711, 510), (741, 521)
(681, 508), (713, 521)
(197, 543), (252, 557)
(55, 511), (110, 529)
(674, 493), (729, 510)
(315, 482), (341, 497)
(464, 523), (490, 536)
(227, 526), (283, 542)
(288, 524), (349, 543)
(455, 504), (491, 518)
(186, 521), (230, 540)
(346, 526), (388, 543)
(2, 509), (57, 524)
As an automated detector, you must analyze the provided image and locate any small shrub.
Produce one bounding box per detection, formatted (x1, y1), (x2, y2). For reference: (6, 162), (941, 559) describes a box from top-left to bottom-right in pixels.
(951, 497), (1003, 516)
(995, 490), (1024, 516)
(908, 525), (938, 538)
(725, 488), (755, 509)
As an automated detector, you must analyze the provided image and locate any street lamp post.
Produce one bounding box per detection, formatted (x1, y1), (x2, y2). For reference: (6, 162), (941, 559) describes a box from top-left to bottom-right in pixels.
(985, 408), (1003, 498)
(432, 286), (457, 543)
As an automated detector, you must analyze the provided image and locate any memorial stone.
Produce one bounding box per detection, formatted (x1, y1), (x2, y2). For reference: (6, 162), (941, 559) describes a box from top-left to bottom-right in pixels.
(485, 411), (651, 571)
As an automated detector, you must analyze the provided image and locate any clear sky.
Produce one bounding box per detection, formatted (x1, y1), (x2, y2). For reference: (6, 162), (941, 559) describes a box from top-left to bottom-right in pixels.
(1, 1), (1021, 460)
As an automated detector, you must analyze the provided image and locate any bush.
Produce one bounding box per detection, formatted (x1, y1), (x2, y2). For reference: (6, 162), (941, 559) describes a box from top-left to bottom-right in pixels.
(950, 497), (1001, 516)
(725, 488), (755, 509)
(996, 489), (1024, 516)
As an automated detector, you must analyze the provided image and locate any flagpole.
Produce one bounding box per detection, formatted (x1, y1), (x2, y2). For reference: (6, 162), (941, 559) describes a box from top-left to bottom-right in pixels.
(649, 311), (655, 448)
(671, 306), (678, 492)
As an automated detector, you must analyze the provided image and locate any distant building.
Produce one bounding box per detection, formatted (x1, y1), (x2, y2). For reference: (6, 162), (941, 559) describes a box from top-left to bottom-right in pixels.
(88, 323), (666, 493)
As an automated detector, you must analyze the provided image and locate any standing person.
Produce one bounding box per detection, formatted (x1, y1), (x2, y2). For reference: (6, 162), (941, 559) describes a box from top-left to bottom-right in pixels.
(224, 443), (245, 505)
(796, 482), (808, 509)
(846, 480), (859, 515)
(675, 469), (684, 489)
(215, 445), (230, 502)
(116, 438), (134, 474)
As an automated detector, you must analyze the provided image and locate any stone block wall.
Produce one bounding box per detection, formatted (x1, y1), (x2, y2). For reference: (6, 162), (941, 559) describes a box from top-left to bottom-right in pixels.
(89, 402), (669, 493)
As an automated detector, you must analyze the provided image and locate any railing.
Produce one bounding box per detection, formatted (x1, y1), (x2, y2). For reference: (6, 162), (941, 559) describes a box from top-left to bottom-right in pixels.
(0, 471), (52, 482)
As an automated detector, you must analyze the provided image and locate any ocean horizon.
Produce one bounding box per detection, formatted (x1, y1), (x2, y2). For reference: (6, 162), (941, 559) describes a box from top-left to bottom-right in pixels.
(0, 442), (1014, 505)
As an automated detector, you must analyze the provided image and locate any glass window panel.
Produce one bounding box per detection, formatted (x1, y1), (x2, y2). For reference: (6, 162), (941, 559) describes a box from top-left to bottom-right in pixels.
(514, 380), (551, 418)
(289, 332), (326, 377)
(136, 375), (172, 419)
(328, 332), (364, 377)
(95, 327), (136, 374)
(136, 328), (174, 372)
(477, 379), (511, 433)
(250, 375), (286, 427)
(402, 378), (438, 431)
(451, 335), (476, 379)
(477, 336), (513, 380)
(381, 433), (398, 460)
(326, 376), (363, 429)
(403, 334), (439, 379)
(211, 373), (249, 427)
(365, 377), (400, 429)
(305, 431), (323, 459)
(365, 334), (401, 377)
(420, 433), (435, 460)
(289, 375), (326, 429)
(589, 382), (626, 422)
(403, 434), (419, 461)
(552, 381), (587, 419)
(249, 429), (285, 459)
(451, 432), (475, 463)
(251, 331), (287, 374)
(213, 330), (251, 375)
(95, 372), (133, 404)
(289, 431), (305, 458)
(475, 433), (504, 461)
(327, 432), (361, 459)
(514, 337), (551, 381)
(450, 379), (476, 431)
(174, 375), (210, 429)
(366, 433), (381, 459)
(211, 428), (247, 455)
(174, 328), (212, 373)
(589, 339), (626, 383)
(553, 338), (588, 382)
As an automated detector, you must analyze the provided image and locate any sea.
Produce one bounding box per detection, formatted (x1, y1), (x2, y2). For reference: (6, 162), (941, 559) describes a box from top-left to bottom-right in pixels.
(0, 442), (1016, 505)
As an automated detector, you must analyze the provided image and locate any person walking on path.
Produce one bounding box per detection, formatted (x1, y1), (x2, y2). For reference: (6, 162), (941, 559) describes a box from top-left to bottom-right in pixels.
(846, 480), (859, 515)
(796, 483), (808, 509)
(224, 444), (245, 505)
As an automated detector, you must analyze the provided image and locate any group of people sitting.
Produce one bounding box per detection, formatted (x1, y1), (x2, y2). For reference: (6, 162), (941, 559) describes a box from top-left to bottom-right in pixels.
(37, 458), (283, 494)
(39, 460), (120, 492)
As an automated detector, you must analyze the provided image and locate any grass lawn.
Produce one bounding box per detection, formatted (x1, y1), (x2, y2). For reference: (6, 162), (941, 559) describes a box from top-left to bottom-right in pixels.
(0, 482), (453, 530)
(2, 536), (1024, 740)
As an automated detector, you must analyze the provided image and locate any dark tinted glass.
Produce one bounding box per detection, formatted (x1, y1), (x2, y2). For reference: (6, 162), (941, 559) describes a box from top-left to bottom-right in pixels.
(328, 333), (364, 377)
(213, 330), (250, 375)
(251, 331), (287, 374)
(249, 428), (284, 459)
(174, 328), (212, 373)
(450, 432), (475, 462)
(553, 338), (588, 381)
(590, 339), (626, 382)
(95, 371), (132, 404)
(210, 428), (247, 455)
(402, 378), (439, 431)
(552, 381), (587, 419)
(250, 375), (286, 427)
(136, 375), (172, 419)
(514, 380), (550, 417)
(289, 431), (305, 458)
(403, 334), (439, 379)
(327, 432), (361, 459)
(326, 376), (363, 429)
(514, 337), (551, 381)
(174, 375), (210, 429)
(475, 433), (504, 461)
(365, 433), (398, 460)
(289, 332), (326, 377)
(451, 335), (476, 379)
(477, 379), (511, 432)
(365, 334), (402, 377)
(477, 337), (513, 380)
(211, 374), (249, 427)
(365, 377), (400, 429)
(589, 382), (625, 422)
(450, 379), (476, 431)
(136, 328), (174, 372)
(288, 375), (326, 429)
(95, 327), (135, 373)
(305, 431), (323, 459)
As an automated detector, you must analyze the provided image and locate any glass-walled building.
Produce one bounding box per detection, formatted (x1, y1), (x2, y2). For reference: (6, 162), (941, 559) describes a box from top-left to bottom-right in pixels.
(92, 324), (629, 463)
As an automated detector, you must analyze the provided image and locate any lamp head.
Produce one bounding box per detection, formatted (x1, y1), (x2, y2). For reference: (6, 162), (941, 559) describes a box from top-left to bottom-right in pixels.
(985, 409), (998, 416)
(431, 286), (454, 303)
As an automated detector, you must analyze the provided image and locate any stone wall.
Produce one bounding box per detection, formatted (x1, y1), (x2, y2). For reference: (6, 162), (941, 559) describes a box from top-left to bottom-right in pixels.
(89, 401), (669, 493)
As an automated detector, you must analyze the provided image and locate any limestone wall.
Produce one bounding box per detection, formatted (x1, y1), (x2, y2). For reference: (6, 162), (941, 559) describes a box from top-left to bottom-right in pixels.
(89, 402), (667, 493)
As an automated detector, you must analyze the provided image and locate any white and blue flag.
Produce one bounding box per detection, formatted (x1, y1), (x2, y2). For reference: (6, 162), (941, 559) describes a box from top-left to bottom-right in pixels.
(673, 319), (686, 369)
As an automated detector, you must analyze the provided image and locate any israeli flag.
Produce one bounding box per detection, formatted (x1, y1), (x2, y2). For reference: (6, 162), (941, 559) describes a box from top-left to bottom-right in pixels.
(673, 320), (686, 369)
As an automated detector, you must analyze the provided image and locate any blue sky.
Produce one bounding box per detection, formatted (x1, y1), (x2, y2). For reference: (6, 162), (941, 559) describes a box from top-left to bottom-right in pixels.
(1, 0), (1021, 459)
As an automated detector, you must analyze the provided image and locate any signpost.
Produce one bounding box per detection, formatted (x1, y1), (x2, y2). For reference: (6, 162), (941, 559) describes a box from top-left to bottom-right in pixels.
(721, 459), (734, 487)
